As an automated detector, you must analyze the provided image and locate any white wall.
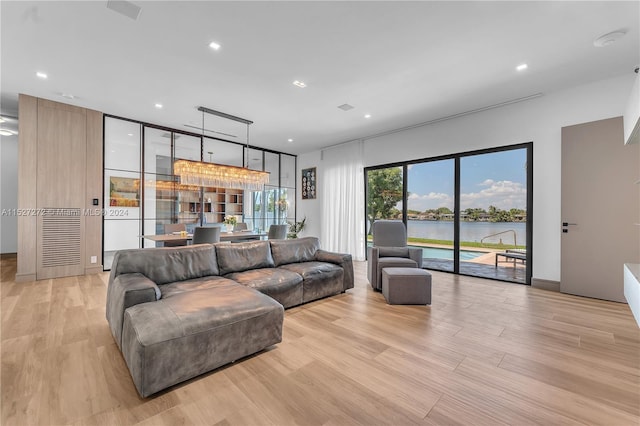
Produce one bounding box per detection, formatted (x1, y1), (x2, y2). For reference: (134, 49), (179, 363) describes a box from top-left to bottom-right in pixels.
(298, 73), (636, 282)
(1, 135), (18, 254)
(297, 150), (323, 239)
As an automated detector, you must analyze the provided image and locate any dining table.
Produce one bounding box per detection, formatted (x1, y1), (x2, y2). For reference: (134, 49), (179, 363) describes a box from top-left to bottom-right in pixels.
(142, 230), (267, 244)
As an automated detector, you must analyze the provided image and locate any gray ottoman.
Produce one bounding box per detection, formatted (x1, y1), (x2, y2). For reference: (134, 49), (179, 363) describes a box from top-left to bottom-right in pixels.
(382, 267), (432, 305)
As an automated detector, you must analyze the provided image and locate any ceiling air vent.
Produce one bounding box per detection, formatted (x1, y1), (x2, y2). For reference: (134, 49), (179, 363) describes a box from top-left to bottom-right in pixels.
(107, 0), (142, 21)
(337, 103), (354, 111)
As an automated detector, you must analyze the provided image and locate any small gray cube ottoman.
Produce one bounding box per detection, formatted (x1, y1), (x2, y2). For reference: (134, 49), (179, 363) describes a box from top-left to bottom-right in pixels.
(382, 267), (432, 305)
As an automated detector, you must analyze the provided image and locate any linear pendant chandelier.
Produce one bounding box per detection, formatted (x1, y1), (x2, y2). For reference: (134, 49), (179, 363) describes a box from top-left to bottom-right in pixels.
(174, 159), (269, 191)
(174, 106), (269, 191)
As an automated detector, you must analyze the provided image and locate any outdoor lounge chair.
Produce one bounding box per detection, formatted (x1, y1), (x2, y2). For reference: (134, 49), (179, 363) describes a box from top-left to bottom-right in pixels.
(495, 249), (527, 267)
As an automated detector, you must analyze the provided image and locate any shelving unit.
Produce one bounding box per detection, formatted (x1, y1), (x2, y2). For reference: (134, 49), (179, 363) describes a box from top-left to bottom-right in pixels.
(625, 96), (640, 321)
(177, 187), (244, 224)
(624, 264), (640, 327)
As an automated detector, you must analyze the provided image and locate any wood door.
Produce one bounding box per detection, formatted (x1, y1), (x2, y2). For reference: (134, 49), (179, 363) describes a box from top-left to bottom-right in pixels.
(561, 116), (639, 302)
(36, 100), (87, 279)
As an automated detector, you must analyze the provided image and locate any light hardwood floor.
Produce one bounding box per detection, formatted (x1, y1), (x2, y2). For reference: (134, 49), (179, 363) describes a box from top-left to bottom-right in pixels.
(2, 256), (639, 425)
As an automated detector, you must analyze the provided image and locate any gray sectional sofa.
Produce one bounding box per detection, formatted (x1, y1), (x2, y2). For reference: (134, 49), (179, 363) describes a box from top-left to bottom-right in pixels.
(106, 237), (353, 397)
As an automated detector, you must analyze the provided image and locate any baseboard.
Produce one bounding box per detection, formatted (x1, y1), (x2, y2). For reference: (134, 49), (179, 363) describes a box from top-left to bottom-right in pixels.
(531, 277), (560, 292)
(85, 265), (104, 275)
(15, 273), (36, 282)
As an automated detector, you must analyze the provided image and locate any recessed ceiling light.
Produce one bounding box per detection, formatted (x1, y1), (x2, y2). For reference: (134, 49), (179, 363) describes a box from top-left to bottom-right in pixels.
(594, 30), (627, 47)
(36, 71), (48, 79)
(127, 133), (133, 136)
(0, 129), (13, 136)
(338, 103), (354, 111)
(155, 103), (163, 109)
(516, 64), (528, 71)
(287, 138), (293, 143)
(209, 41), (221, 50)
(61, 93), (75, 99)
(364, 114), (371, 119)
(293, 80), (307, 88)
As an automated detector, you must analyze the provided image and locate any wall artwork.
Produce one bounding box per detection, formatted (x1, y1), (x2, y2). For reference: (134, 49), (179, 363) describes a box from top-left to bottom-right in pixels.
(109, 177), (140, 207)
(301, 167), (316, 200)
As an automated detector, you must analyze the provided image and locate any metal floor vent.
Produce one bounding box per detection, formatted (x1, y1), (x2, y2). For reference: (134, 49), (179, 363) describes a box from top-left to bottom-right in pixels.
(41, 209), (81, 268)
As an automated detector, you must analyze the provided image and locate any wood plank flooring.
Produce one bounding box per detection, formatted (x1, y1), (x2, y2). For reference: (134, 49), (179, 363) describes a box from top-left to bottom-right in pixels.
(2, 256), (639, 425)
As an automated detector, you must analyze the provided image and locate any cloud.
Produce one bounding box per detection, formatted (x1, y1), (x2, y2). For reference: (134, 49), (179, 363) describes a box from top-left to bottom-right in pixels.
(407, 192), (453, 211)
(405, 180), (526, 212)
(461, 180), (526, 210)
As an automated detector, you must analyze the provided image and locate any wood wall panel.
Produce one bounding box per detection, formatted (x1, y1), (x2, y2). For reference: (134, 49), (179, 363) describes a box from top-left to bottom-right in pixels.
(16, 95), (38, 282)
(16, 95), (104, 281)
(36, 100), (86, 207)
(36, 99), (87, 279)
(85, 109), (104, 273)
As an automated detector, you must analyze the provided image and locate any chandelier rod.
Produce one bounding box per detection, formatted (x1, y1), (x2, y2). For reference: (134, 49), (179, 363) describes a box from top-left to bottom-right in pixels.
(197, 106), (253, 125)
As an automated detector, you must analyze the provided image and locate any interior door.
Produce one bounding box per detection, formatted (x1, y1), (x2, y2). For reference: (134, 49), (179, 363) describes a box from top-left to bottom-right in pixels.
(36, 100), (87, 279)
(561, 116), (639, 302)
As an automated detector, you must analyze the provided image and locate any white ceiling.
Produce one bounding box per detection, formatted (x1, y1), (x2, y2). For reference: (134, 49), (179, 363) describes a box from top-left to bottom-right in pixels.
(1, 1), (638, 154)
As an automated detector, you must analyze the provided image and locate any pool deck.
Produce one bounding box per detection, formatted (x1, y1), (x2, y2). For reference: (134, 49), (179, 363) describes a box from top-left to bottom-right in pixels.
(408, 241), (527, 283)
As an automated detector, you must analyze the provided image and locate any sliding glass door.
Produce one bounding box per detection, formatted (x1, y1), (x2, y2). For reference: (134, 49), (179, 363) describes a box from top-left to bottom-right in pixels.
(365, 143), (532, 284)
(406, 159), (455, 272)
(366, 166), (403, 246)
(459, 149), (528, 282)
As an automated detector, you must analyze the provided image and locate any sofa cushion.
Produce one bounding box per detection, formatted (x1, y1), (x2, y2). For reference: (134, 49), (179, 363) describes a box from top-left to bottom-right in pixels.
(121, 284), (283, 397)
(160, 276), (239, 299)
(110, 244), (219, 285)
(270, 237), (320, 267)
(226, 268), (303, 308)
(215, 240), (275, 275)
(279, 261), (344, 303)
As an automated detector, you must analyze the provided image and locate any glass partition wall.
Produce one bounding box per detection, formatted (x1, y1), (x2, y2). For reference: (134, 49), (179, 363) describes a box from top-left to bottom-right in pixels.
(365, 143), (532, 285)
(103, 118), (141, 270)
(103, 115), (297, 269)
(243, 150), (296, 233)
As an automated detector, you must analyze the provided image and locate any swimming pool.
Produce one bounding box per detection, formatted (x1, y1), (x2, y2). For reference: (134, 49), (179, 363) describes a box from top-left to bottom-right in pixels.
(413, 246), (486, 261)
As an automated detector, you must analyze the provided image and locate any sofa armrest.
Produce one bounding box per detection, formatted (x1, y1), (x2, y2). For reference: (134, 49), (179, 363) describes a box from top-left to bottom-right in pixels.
(106, 273), (160, 350)
(408, 247), (423, 268)
(367, 246), (379, 289)
(315, 249), (354, 291)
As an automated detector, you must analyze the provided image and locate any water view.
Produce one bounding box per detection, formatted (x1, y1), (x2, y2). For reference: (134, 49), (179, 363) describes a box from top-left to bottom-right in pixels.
(407, 220), (527, 246)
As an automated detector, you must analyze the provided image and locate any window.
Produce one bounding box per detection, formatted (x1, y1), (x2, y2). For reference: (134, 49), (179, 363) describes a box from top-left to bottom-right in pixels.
(365, 143), (532, 284)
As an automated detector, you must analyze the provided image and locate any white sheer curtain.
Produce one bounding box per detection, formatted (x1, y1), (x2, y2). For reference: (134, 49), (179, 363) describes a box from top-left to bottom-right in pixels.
(320, 141), (365, 261)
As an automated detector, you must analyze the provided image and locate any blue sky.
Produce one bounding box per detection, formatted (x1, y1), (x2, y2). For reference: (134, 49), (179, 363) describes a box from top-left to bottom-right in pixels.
(406, 148), (527, 211)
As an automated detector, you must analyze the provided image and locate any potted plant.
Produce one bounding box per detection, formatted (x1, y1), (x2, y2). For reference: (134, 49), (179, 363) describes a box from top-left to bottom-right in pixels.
(287, 217), (306, 239)
(223, 215), (237, 233)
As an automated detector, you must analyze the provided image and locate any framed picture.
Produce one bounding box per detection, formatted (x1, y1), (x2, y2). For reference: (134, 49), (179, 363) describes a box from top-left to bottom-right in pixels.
(109, 176), (140, 207)
(301, 167), (316, 200)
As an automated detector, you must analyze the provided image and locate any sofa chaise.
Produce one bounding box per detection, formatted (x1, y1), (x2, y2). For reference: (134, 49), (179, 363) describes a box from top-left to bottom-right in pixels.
(106, 237), (353, 397)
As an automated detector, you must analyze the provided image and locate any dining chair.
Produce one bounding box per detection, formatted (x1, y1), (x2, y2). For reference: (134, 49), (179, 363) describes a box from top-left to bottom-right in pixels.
(163, 223), (187, 247)
(268, 224), (288, 240)
(234, 222), (248, 231)
(192, 226), (221, 244)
